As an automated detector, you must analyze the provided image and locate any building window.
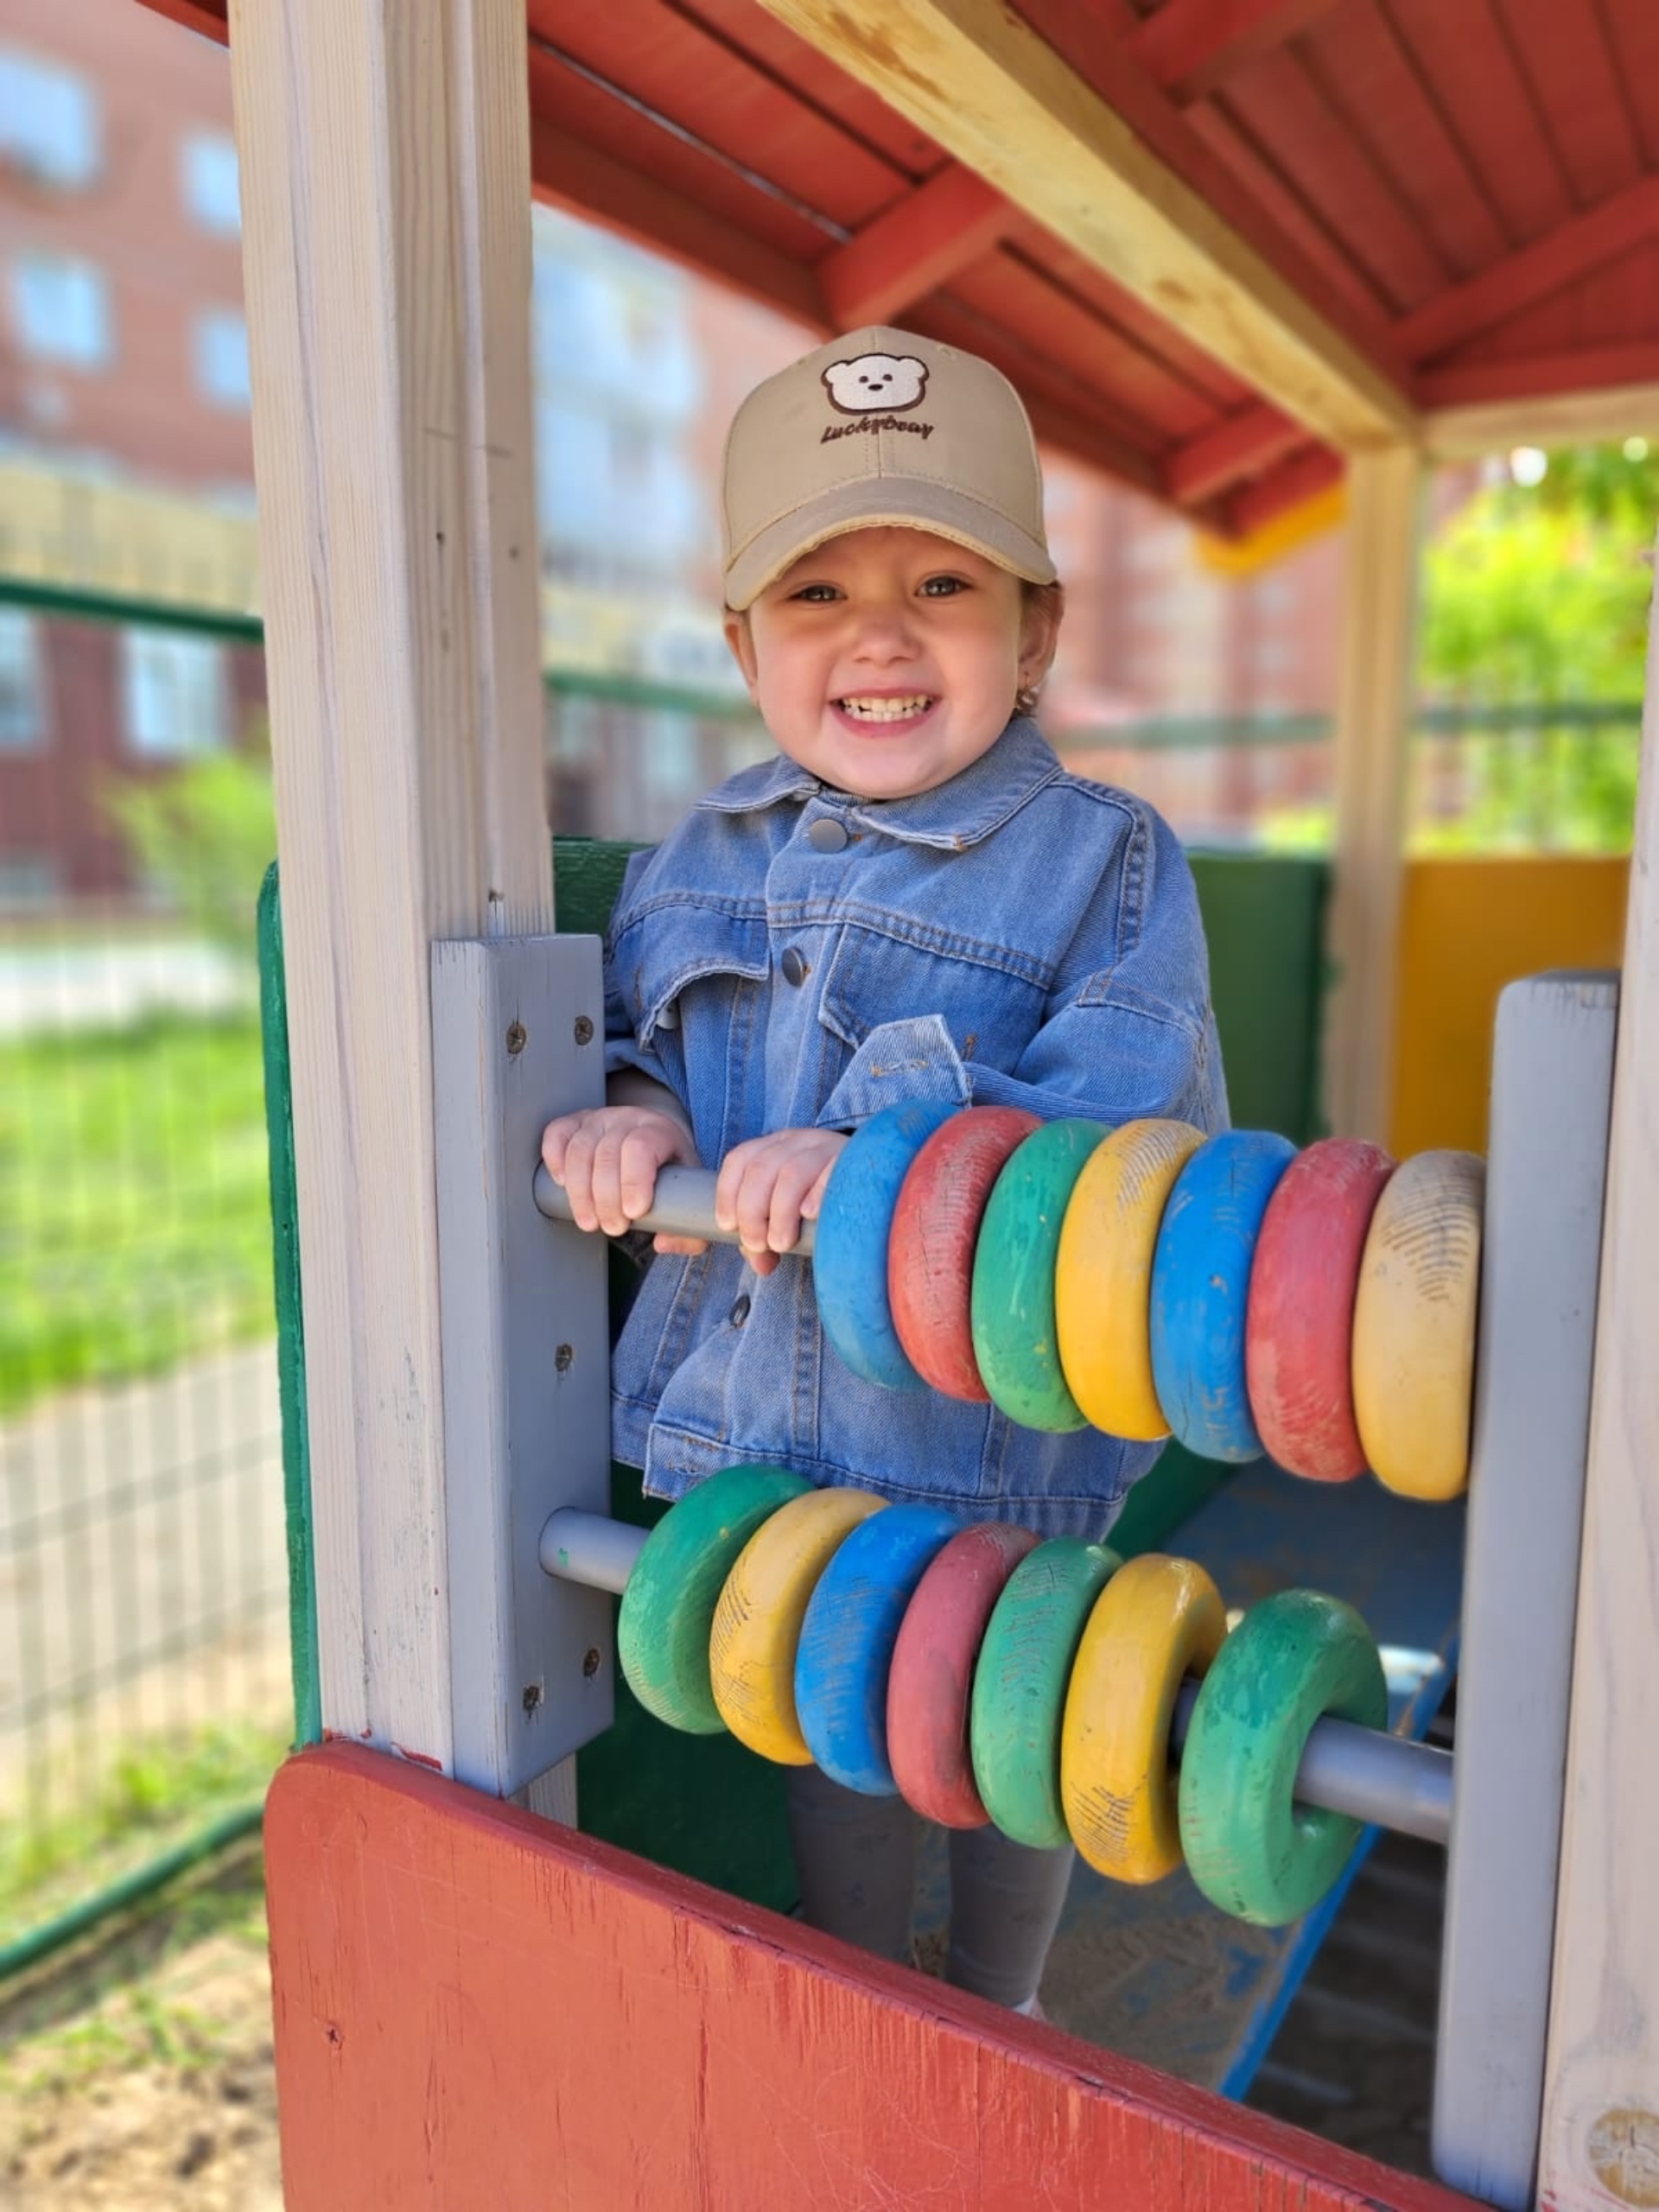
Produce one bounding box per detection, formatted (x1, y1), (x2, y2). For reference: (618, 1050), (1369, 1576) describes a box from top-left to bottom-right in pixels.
(122, 630), (226, 757)
(10, 253), (111, 369)
(181, 130), (240, 237)
(193, 308), (251, 410)
(0, 854), (60, 911)
(0, 610), (45, 750)
(0, 49), (99, 190)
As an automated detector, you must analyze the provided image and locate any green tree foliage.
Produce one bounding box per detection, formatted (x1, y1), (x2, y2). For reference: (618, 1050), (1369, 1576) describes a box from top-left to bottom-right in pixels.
(1415, 446), (1655, 851)
(105, 741), (276, 964)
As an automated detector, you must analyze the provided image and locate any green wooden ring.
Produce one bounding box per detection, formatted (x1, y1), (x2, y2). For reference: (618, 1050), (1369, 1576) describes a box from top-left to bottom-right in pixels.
(1177, 1588), (1389, 1927)
(969, 1118), (1104, 1432)
(969, 1536), (1121, 1847)
(617, 1463), (811, 1733)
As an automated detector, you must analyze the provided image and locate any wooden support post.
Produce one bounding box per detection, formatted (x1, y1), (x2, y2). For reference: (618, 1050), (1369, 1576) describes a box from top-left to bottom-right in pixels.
(1535, 556), (1659, 2210)
(227, 0), (552, 1773)
(1322, 448), (1422, 1143)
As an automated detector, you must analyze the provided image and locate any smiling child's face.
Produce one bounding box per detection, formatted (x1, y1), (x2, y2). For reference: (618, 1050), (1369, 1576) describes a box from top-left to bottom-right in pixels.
(722, 526), (1060, 803)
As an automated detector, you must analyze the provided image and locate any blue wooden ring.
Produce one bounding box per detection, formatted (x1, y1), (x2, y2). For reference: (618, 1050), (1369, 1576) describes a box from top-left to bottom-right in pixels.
(1149, 1130), (1298, 1461)
(814, 1101), (958, 1389)
(795, 1502), (962, 1792)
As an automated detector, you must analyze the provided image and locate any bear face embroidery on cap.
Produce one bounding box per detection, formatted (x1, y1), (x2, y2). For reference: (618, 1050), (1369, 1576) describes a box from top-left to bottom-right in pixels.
(822, 353), (929, 414)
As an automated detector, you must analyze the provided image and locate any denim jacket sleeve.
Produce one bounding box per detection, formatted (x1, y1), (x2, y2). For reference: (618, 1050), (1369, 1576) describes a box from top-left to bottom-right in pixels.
(816, 802), (1227, 1135)
(601, 845), (687, 1109)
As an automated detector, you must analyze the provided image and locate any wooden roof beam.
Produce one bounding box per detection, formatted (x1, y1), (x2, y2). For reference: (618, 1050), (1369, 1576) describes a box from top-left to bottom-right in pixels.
(1398, 176), (1659, 366)
(753, 0), (1416, 454)
(817, 163), (1011, 328)
(1166, 175), (1659, 505)
(1130, 0), (1342, 108)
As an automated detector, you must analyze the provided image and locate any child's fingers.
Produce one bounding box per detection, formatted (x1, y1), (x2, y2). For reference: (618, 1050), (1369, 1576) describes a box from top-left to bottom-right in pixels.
(540, 1110), (588, 1181)
(652, 1233), (709, 1256)
(728, 1155), (780, 1261)
(713, 1136), (765, 1237)
(766, 1152), (827, 1254)
(555, 1116), (606, 1231)
(798, 1150), (843, 1222)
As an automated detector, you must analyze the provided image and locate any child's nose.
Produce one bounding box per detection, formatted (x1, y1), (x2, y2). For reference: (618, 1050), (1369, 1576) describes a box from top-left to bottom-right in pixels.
(849, 607), (919, 660)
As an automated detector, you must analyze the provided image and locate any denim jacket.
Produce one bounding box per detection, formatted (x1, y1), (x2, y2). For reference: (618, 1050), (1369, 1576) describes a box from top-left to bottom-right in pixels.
(602, 715), (1230, 1540)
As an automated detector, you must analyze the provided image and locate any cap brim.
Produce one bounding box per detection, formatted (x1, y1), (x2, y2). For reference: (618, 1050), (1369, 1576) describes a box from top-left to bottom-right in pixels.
(724, 478), (1057, 610)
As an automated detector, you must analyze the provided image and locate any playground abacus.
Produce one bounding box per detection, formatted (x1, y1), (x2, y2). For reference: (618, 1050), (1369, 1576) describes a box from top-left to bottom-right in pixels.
(534, 1103), (1482, 1927)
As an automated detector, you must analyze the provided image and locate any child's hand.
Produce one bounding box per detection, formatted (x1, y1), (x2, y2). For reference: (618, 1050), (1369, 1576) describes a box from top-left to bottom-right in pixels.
(541, 1105), (706, 1255)
(715, 1128), (849, 1277)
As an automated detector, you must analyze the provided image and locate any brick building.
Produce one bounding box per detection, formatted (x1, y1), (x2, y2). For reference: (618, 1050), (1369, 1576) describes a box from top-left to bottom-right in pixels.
(0, 0), (1350, 914)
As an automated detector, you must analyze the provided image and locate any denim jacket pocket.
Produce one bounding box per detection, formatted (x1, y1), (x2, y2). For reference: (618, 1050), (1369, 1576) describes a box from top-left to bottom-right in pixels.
(607, 904), (770, 1124)
(816, 1013), (971, 1128)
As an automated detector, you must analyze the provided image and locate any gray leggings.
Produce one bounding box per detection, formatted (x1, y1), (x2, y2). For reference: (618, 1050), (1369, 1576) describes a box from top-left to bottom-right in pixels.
(785, 1763), (1073, 2010)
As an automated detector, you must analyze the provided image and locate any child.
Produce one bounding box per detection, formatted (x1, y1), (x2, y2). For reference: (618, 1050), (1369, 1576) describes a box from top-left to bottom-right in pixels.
(543, 326), (1228, 2018)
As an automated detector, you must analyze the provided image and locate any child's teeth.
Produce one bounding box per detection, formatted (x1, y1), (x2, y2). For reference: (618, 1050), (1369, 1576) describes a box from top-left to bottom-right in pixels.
(841, 696), (931, 721)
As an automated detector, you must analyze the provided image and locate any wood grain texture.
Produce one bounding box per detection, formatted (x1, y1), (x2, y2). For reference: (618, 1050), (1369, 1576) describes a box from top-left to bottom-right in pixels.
(751, 0), (1417, 451)
(1537, 558), (1659, 2210)
(266, 1743), (1479, 2209)
(1321, 446), (1422, 1142)
(227, 0), (550, 1764)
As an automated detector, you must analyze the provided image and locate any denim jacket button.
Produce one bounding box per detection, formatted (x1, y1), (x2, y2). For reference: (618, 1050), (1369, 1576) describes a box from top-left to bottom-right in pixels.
(808, 817), (849, 853)
(729, 1294), (752, 1327)
(780, 947), (809, 987)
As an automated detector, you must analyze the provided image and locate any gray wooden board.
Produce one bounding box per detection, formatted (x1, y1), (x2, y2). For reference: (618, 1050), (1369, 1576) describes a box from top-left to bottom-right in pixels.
(431, 936), (614, 1797)
(914, 1460), (1464, 2096)
(1432, 973), (1616, 2210)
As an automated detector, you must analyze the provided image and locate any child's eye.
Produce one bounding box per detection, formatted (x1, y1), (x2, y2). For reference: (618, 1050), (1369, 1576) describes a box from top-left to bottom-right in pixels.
(791, 582), (843, 603)
(919, 575), (969, 598)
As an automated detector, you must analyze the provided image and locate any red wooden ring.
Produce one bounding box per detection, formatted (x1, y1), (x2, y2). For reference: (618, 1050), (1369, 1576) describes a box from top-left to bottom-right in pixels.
(888, 1107), (1041, 1400)
(1245, 1137), (1396, 1482)
(887, 1521), (1040, 1827)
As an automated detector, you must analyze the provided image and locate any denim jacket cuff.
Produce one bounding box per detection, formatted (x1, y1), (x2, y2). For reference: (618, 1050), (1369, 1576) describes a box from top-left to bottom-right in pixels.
(816, 1014), (972, 1131)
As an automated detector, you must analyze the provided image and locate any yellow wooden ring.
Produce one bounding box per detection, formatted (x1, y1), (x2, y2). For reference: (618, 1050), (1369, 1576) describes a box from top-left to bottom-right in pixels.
(709, 1486), (886, 1762)
(1059, 1553), (1227, 1883)
(1055, 1119), (1206, 1440)
(1351, 1148), (1484, 1502)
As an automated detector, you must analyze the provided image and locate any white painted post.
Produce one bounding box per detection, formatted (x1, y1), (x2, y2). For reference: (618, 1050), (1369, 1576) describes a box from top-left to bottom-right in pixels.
(1535, 554), (1659, 2209)
(227, 0), (553, 1776)
(1322, 448), (1424, 1143)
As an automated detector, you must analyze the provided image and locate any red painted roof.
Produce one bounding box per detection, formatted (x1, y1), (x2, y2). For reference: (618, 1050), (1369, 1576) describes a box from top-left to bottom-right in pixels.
(137, 0), (1659, 535)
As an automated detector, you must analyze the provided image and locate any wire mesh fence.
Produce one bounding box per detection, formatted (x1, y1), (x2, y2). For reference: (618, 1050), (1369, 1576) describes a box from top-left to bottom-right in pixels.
(0, 592), (289, 1960)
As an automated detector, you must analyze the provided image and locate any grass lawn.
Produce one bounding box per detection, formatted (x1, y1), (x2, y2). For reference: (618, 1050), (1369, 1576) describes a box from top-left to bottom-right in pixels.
(0, 1012), (276, 1417)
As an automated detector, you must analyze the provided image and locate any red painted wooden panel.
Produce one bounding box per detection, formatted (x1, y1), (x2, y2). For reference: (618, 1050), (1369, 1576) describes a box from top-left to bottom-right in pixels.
(1186, 103), (1398, 326)
(1386, 0), (1574, 245)
(524, 44), (835, 264)
(268, 1746), (1480, 2212)
(1219, 48), (1453, 314)
(1032, 235), (1252, 410)
(1496, 0), (1645, 211)
(1601, 0), (1659, 168)
(1296, 1), (1510, 280)
(525, 0), (909, 232)
(949, 251), (1217, 441)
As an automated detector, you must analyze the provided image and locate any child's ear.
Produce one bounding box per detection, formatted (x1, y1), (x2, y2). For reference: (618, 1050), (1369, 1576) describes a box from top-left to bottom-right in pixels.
(723, 609), (761, 703)
(1020, 581), (1065, 689)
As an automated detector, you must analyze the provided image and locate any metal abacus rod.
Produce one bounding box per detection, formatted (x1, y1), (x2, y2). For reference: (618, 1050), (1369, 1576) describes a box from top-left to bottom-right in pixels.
(537, 1506), (1453, 1846)
(536, 1160), (815, 1254)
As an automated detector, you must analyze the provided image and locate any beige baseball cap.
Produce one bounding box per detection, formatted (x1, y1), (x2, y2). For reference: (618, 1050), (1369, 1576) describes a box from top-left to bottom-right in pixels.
(721, 326), (1057, 611)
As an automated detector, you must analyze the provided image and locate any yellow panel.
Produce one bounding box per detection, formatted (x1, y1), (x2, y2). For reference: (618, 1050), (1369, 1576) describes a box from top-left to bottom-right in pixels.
(1195, 486), (1346, 580)
(1389, 857), (1628, 1158)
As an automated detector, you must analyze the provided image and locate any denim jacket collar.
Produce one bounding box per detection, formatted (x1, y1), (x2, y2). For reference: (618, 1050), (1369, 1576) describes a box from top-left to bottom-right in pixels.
(696, 715), (1065, 852)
